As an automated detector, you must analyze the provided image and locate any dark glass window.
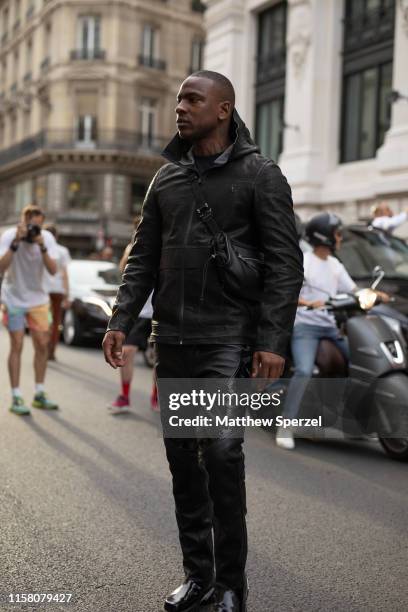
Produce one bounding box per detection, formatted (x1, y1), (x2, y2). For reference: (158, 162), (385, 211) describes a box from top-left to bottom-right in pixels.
(255, 2), (287, 161)
(341, 0), (395, 163)
(67, 175), (100, 210)
(256, 98), (284, 163)
(130, 181), (147, 216)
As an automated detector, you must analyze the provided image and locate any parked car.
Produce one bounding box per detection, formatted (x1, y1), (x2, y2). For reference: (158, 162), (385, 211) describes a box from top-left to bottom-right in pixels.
(337, 225), (408, 316)
(63, 259), (120, 346)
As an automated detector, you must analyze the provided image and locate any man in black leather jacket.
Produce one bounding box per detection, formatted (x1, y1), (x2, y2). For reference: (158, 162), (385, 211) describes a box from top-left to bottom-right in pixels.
(103, 71), (303, 612)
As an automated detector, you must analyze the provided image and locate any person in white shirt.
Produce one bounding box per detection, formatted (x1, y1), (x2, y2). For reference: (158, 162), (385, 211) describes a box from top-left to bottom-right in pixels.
(371, 202), (408, 233)
(0, 205), (59, 415)
(43, 224), (71, 361)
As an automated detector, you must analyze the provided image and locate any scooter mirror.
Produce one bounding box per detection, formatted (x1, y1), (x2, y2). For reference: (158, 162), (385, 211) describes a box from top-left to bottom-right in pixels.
(371, 265), (385, 290)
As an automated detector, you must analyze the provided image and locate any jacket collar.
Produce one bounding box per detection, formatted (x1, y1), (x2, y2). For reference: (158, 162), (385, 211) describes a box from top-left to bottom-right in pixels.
(162, 109), (259, 168)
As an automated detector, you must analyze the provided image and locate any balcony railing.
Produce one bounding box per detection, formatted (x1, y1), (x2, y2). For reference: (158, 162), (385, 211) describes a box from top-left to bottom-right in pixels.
(70, 48), (106, 61)
(138, 54), (166, 71)
(0, 130), (169, 167)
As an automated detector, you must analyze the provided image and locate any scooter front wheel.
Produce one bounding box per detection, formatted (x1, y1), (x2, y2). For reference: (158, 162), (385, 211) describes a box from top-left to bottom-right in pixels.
(379, 437), (408, 462)
(373, 373), (408, 462)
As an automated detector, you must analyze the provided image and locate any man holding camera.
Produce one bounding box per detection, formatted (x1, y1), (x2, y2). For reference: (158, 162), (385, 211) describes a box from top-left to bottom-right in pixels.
(0, 204), (59, 415)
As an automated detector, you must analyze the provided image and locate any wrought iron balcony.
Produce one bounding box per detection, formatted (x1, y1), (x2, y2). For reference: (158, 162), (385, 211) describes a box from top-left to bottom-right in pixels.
(138, 55), (166, 71)
(70, 48), (106, 61)
(0, 129), (169, 167)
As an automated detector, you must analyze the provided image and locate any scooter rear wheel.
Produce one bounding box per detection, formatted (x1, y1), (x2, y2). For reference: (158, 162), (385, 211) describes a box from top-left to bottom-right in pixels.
(379, 437), (408, 462)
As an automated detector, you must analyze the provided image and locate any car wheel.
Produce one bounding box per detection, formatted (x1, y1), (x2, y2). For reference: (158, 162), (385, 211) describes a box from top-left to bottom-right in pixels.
(63, 309), (83, 346)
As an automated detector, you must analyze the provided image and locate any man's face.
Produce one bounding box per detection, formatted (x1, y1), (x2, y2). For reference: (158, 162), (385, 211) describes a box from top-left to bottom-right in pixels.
(175, 76), (230, 141)
(26, 213), (44, 227)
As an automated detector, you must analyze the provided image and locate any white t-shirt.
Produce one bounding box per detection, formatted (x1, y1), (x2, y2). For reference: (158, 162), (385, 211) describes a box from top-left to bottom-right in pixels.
(139, 292), (153, 319)
(43, 243), (71, 294)
(0, 227), (58, 309)
(372, 212), (407, 232)
(295, 251), (356, 327)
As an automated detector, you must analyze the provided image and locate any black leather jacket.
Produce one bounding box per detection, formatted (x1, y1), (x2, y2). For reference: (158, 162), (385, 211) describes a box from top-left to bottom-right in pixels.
(108, 111), (303, 357)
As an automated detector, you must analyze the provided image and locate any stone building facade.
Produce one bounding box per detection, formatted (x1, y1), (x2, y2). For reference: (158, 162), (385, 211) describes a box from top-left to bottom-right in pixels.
(0, 0), (205, 253)
(204, 0), (408, 233)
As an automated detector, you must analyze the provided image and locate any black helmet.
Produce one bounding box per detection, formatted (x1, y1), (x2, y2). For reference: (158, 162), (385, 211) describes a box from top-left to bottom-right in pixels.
(305, 212), (342, 249)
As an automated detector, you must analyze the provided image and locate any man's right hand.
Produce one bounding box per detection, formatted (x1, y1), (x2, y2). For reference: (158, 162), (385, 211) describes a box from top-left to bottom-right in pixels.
(15, 223), (27, 241)
(102, 330), (126, 368)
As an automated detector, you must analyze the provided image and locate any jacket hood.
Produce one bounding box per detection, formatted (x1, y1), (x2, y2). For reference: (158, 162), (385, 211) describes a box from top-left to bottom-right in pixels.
(162, 109), (260, 166)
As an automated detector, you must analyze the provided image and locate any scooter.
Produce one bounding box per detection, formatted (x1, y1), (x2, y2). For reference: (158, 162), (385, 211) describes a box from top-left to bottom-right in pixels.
(271, 283), (408, 462)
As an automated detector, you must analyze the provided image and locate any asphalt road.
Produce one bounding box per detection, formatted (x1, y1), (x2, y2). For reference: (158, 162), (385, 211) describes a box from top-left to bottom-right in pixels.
(0, 329), (407, 612)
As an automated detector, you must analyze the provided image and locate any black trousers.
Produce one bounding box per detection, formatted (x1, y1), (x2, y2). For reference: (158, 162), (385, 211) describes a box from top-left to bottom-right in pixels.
(155, 344), (251, 591)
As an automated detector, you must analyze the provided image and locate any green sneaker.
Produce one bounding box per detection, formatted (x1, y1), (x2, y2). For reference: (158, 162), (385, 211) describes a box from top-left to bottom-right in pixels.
(9, 396), (31, 416)
(32, 392), (58, 410)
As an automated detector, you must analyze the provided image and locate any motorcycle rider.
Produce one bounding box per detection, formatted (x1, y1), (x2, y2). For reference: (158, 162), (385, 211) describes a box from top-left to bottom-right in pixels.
(276, 212), (388, 450)
(276, 212), (357, 450)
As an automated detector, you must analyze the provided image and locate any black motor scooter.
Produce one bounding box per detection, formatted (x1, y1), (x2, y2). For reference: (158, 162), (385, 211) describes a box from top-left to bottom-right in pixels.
(274, 285), (408, 462)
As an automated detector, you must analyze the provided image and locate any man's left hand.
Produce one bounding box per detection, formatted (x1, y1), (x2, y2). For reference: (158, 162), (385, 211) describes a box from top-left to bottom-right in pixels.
(33, 232), (44, 247)
(251, 351), (285, 379)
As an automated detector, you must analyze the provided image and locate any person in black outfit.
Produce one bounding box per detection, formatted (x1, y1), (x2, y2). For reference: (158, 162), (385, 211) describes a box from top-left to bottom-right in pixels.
(103, 71), (303, 612)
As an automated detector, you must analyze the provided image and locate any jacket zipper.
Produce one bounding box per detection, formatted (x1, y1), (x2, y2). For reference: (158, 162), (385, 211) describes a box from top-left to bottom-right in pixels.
(179, 171), (201, 344)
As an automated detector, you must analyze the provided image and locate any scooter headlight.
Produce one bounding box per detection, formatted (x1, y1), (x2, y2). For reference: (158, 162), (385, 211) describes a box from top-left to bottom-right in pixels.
(356, 288), (377, 311)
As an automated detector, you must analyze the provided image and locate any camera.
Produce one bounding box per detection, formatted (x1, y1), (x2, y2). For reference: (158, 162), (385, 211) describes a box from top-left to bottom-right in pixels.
(23, 223), (41, 243)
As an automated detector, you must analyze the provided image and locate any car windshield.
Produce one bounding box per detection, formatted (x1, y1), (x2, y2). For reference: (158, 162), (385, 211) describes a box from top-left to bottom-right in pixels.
(68, 261), (121, 287)
(337, 229), (408, 279)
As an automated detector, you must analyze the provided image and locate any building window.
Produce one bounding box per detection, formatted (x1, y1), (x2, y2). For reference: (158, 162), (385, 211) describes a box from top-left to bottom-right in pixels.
(141, 24), (155, 61)
(76, 115), (97, 146)
(190, 38), (204, 73)
(10, 113), (17, 143)
(254, 1), (287, 161)
(2, 7), (9, 44)
(23, 109), (31, 136)
(76, 16), (101, 59)
(130, 181), (147, 216)
(340, 0), (395, 163)
(43, 21), (51, 62)
(139, 25), (165, 69)
(256, 98), (284, 163)
(67, 174), (99, 210)
(139, 97), (156, 147)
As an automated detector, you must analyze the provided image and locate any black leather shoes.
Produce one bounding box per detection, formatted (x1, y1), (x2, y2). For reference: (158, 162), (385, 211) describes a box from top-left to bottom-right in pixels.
(164, 579), (215, 611)
(212, 580), (248, 612)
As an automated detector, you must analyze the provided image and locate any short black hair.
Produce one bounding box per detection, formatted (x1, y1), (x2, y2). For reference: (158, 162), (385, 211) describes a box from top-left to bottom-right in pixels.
(189, 70), (235, 106)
